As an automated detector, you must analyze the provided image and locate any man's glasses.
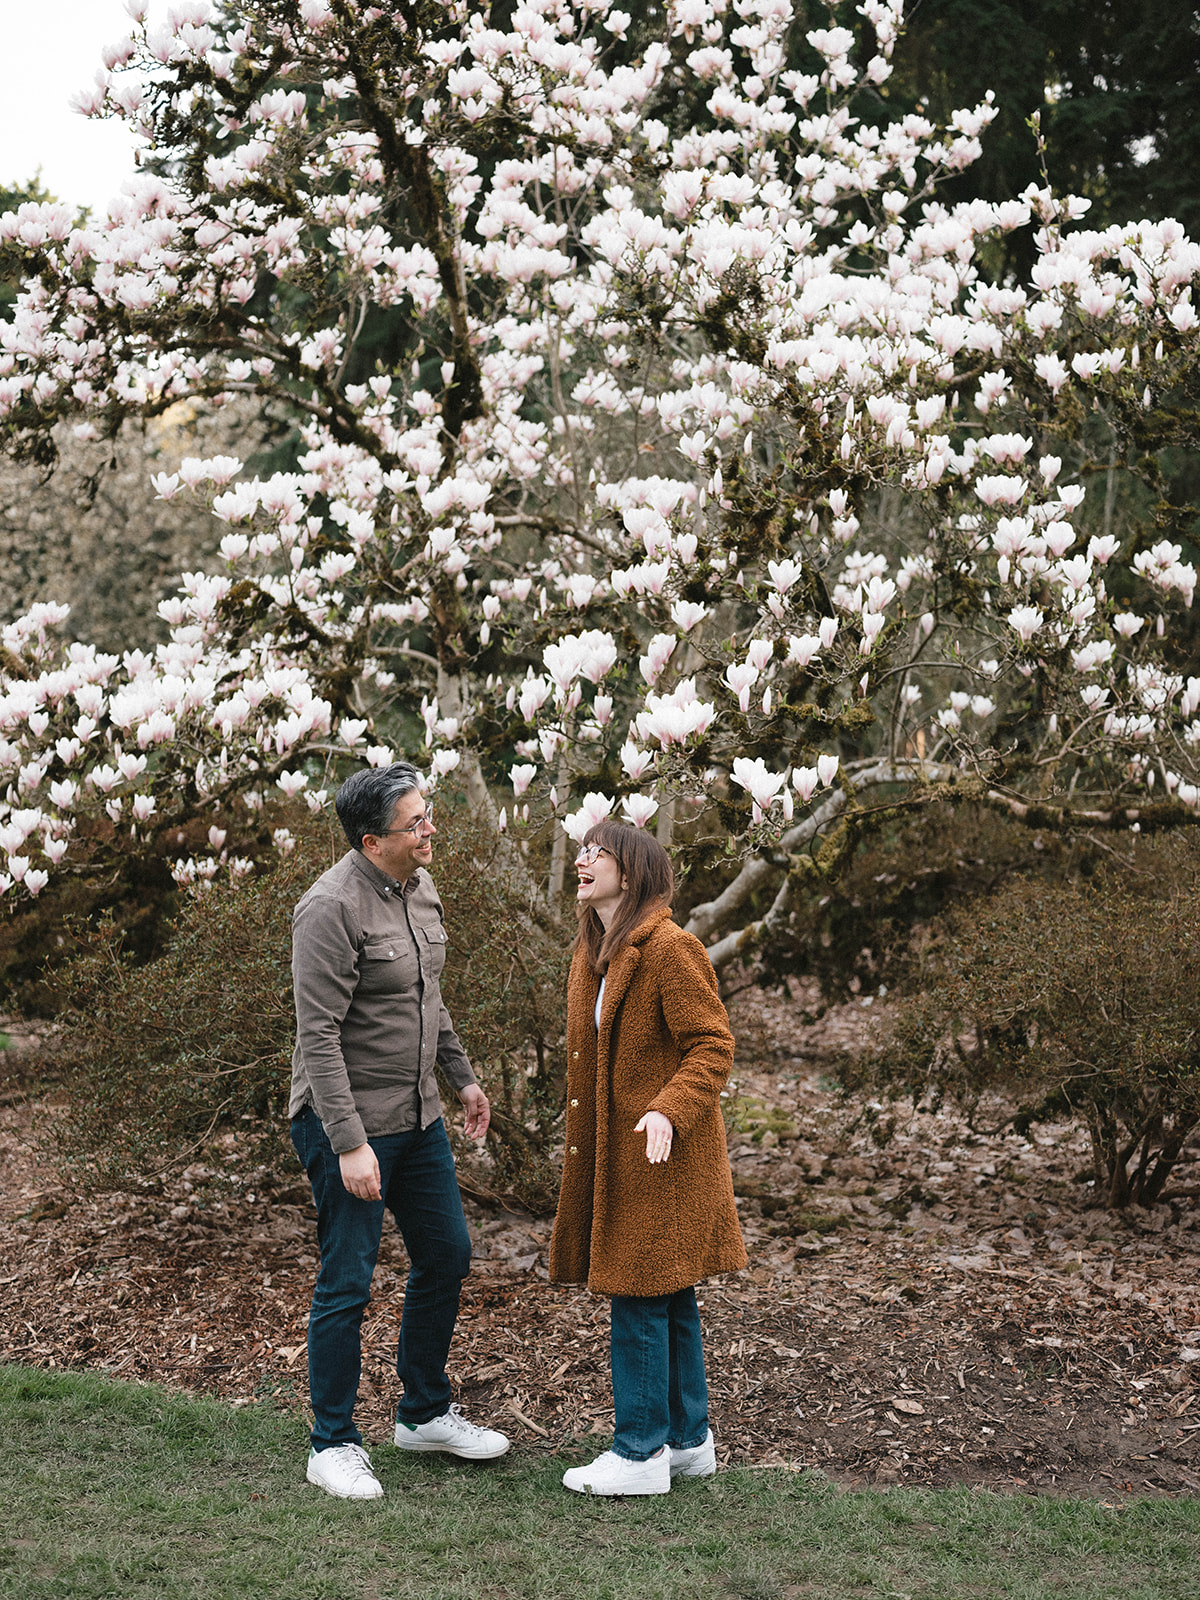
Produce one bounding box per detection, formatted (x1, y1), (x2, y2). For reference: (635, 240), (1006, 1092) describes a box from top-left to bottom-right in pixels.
(575, 843), (613, 866)
(379, 806), (434, 838)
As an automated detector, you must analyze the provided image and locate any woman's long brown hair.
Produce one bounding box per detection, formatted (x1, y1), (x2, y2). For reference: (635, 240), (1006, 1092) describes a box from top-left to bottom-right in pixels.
(575, 819), (674, 975)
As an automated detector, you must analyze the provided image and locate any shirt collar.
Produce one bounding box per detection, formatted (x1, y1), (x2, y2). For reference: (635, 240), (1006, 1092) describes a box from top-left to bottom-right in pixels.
(349, 849), (420, 900)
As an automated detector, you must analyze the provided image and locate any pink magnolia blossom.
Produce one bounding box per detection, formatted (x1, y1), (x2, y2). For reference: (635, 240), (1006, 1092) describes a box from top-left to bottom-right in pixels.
(792, 766), (819, 802)
(562, 792), (616, 844)
(1008, 605), (1044, 643)
(1113, 613), (1145, 639)
(724, 661), (759, 712)
(621, 794), (659, 828)
(0, 0), (1197, 902)
(731, 757), (787, 811)
(620, 743), (654, 781)
(816, 754), (840, 788)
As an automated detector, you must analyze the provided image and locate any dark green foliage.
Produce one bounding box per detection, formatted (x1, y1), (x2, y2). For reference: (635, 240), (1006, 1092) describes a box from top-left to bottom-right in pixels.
(757, 801), (1084, 1001)
(0, 797), (295, 1017)
(42, 795), (568, 1207)
(44, 830), (315, 1190)
(887, 1), (1200, 259)
(1, 174), (57, 316)
(0, 843), (178, 1019)
(842, 840), (1200, 1206)
(429, 791), (571, 1211)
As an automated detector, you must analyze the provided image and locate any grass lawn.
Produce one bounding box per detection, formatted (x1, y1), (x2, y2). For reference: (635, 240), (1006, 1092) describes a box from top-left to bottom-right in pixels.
(1, 1365), (1198, 1600)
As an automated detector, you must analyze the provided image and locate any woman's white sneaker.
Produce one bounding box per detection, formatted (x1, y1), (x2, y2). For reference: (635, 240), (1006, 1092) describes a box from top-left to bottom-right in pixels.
(668, 1428), (716, 1479)
(394, 1404), (510, 1459)
(562, 1448), (670, 1496)
(306, 1443), (384, 1499)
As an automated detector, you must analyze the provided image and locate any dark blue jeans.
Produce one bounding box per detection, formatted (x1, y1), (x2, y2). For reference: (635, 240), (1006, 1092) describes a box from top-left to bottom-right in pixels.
(290, 1108), (471, 1451)
(609, 1287), (710, 1461)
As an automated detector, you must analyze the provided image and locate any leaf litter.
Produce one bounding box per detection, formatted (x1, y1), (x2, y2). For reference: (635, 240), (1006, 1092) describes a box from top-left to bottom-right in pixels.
(2, 984), (1199, 1500)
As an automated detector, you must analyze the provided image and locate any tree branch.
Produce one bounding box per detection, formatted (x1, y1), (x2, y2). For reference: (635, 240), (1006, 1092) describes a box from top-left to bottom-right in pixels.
(686, 760), (955, 946)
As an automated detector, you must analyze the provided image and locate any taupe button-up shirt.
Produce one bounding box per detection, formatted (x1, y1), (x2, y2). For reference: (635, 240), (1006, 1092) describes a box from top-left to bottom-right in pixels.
(288, 849), (475, 1152)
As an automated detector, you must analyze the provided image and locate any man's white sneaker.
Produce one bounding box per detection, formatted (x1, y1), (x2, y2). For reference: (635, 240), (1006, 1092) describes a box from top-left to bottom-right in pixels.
(669, 1428), (717, 1479)
(562, 1448), (670, 1496)
(394, 1404), (510, 1460)
(306, 1443), (384, 1499)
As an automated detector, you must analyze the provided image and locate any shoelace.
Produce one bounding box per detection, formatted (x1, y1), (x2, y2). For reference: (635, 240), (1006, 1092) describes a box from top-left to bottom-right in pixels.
(443, 1404), (485, 1435)
(333, 1443), (377, 1480)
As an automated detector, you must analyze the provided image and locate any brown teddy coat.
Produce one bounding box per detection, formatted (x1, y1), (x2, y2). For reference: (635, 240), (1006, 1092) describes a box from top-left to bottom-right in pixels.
(548, 905), (747, 1297)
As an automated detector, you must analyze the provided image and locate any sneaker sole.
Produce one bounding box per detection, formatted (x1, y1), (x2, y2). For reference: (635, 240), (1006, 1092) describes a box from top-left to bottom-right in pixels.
(306, 1468), (383, 1499)
(394, 1434), (510, 1460)
(670, 1459), (717, 1479)
(563, 1478), (671, 1496)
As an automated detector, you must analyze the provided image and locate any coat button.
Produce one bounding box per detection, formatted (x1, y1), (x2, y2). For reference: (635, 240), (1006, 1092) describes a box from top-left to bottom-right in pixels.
(572, 1050), (579, 1060)
(569, 1146), (578, 1155)
(570, 1098), (578, 1107)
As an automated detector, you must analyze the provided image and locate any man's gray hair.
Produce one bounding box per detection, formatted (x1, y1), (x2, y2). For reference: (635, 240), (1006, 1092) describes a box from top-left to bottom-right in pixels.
(335, 762), (424, 851)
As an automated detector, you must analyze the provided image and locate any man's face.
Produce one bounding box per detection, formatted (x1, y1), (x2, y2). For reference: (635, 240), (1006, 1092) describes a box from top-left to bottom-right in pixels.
(362, 789), (435, 883)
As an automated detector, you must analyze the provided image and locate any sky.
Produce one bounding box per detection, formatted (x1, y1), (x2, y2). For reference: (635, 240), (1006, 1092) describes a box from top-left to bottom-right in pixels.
(3, 1), (159, 216)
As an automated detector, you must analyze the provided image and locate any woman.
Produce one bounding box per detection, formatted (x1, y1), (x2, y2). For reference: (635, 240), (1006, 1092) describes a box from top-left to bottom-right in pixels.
(549, 820), (747, 1495)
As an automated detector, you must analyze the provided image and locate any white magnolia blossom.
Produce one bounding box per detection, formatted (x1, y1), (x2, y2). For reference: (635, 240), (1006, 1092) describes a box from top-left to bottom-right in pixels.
(0, 0), (1197, 899)
(621, 793), (659, 828)
(731, 757), (788, 812)
(562, 791), (616, 844)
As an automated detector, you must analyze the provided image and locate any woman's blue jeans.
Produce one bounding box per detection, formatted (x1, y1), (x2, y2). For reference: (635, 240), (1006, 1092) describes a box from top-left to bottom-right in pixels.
(290, 1107), (471, 1451)
(609, 1287), (710, 1461)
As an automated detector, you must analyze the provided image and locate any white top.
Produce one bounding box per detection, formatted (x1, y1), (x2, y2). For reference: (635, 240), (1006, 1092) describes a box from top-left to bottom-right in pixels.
(595, 976), (605, 1031)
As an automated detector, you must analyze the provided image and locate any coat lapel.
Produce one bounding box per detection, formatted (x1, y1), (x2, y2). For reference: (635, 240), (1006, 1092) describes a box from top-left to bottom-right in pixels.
(597, 944), (638, 1044)
(596, 904), (673, 1057)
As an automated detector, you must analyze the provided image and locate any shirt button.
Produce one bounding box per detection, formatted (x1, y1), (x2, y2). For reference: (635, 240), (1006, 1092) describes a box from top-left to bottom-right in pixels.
(570, 1098), (578, 1107)
(569, 1146), (578, 1155)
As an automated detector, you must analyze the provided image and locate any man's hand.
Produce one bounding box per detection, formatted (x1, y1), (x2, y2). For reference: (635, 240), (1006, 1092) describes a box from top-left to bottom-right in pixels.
(459, 1084), (491, 1140)
(339, 1142), (381, 1201)
(634, 1110), (674, 1164)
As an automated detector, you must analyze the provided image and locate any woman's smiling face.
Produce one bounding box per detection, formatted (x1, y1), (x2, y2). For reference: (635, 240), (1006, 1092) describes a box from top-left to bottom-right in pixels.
(575, 842), (624, 925)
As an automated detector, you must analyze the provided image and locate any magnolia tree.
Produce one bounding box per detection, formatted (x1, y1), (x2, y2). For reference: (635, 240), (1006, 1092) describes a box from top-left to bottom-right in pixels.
(1, 0), (1199, 968)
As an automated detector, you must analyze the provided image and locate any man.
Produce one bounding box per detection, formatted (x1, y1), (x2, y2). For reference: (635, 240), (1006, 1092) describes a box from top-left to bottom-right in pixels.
(289, 761), (509, 1499)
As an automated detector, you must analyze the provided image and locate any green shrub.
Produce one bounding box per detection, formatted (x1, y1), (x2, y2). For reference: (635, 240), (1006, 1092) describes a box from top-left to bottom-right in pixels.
(841, 840), (1200, 1207)
(759, 800), (1097, 1002)
(429, 794), (570, 1211)
(43, 829), (315, 1190)
(41, 793), (569, 1208)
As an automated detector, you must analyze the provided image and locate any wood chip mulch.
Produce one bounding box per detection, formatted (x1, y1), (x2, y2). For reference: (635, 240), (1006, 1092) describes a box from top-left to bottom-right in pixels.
(3, 986), (1199, 1502)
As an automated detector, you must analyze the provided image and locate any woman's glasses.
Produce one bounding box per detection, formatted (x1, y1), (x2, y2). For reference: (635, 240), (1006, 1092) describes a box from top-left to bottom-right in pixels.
(575, 843), (613, 866)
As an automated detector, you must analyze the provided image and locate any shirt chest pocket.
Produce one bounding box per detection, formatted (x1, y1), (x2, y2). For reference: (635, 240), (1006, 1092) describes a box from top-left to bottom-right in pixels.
(359, 935), (419, 993)
(415, 922), (447, 980)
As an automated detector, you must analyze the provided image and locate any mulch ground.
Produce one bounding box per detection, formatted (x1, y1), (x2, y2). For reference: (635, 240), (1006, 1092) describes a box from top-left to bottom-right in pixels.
(3, 984), (1199, 1502)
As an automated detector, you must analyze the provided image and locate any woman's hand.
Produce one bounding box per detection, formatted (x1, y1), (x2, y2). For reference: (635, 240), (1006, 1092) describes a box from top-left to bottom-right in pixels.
(634, 1110), (674, 1164)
